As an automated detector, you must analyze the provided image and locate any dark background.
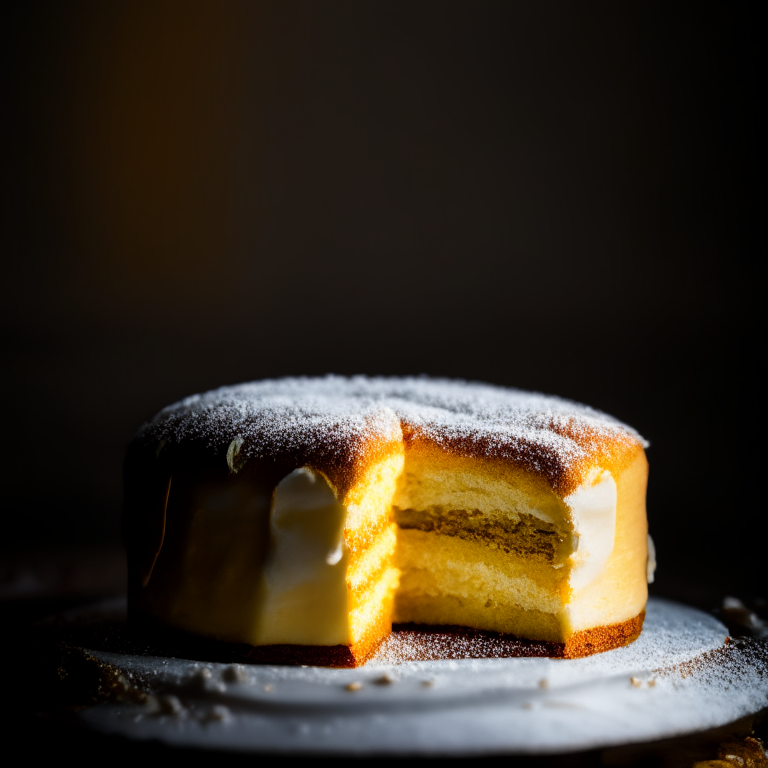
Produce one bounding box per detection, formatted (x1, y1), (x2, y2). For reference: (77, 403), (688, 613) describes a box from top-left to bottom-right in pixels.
(3, 1), (762, 604)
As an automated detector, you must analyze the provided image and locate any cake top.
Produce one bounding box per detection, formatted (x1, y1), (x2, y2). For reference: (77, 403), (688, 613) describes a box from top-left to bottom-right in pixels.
(133, 376), (647, 496)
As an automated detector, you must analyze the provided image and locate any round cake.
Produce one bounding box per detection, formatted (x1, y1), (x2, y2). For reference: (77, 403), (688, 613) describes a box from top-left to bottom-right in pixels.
(123, 376), (652, 666)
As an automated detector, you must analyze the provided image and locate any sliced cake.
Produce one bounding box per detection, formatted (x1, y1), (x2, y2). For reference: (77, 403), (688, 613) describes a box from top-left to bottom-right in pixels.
(123, 376), (651, 665)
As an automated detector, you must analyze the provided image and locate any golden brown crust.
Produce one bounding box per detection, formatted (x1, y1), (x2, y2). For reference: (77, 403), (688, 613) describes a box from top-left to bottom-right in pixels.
(562, 611), (645, 658)
(130, 376), (647, 502)
(387, 612), (645, 661)
(403, 425), (645, 498)
(128, 419), (403, 503)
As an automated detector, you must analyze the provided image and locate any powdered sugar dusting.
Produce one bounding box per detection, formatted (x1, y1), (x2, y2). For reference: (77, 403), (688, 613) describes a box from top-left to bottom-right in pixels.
(136, 376), (646, 494)
(50, 598), (767, 755)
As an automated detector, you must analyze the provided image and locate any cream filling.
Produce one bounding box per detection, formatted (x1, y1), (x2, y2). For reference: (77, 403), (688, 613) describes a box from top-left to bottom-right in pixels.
(347, 524), (397, 594)
(565, 469), (617, 592)
(647, 533), (656, 584)
(394, 529), (566, 617)
(254, 467), (351, 646)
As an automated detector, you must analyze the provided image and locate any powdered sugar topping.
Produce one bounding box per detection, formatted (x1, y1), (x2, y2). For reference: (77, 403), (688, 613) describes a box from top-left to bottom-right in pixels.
(136, 376), (647, 492)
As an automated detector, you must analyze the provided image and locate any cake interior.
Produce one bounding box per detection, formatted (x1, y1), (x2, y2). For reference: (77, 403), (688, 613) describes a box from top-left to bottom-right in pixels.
(391, 447), (648, 644)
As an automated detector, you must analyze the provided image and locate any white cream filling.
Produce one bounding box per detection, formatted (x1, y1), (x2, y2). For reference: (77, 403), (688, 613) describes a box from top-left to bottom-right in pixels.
(647, 533), (656, 584)
(254, 467), (351, 646)
(565, 469), (617, 592)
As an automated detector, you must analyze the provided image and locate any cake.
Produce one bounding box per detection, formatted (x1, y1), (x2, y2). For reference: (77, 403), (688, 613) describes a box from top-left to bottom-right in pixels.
(123, 376), (652, 666)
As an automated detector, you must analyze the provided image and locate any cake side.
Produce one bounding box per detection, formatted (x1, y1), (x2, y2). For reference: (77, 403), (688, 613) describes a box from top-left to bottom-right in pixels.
(564, 445), (649, 634)
(126, 412), (404, 660)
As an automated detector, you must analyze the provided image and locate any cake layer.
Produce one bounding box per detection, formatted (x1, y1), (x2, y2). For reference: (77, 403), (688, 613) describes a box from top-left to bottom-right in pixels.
(394, 528), (569, 640)
(393, 507), (568, 564)
(396, 594), (566, 643)
(348, 525), (398, 606)
(349, 565), (400, 647)
(343, 452), (404, 552)
(392, 449), (568, 527)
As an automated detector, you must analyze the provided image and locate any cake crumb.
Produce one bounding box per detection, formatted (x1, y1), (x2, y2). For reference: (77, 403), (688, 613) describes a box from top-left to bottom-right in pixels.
(193, 667), (225, 693)
(345, 681), (363, 692)
(223, 665), (248, 683)
(374, 673), (395, 685)
(203, 704), (231, 723)
(421, 679), (435, 688)
(150, 694), (183, 716)
(263, 684), (273, 693)
(631, 677), (642, 687)
(538, 678), (549, 689)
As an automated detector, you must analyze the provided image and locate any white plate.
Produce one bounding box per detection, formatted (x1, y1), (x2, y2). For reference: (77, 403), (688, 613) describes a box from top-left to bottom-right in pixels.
(64, 597), (766, 755)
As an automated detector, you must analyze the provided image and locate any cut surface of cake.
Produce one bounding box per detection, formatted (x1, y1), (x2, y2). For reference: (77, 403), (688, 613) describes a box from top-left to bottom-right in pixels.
(123, 376), (651, 665)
